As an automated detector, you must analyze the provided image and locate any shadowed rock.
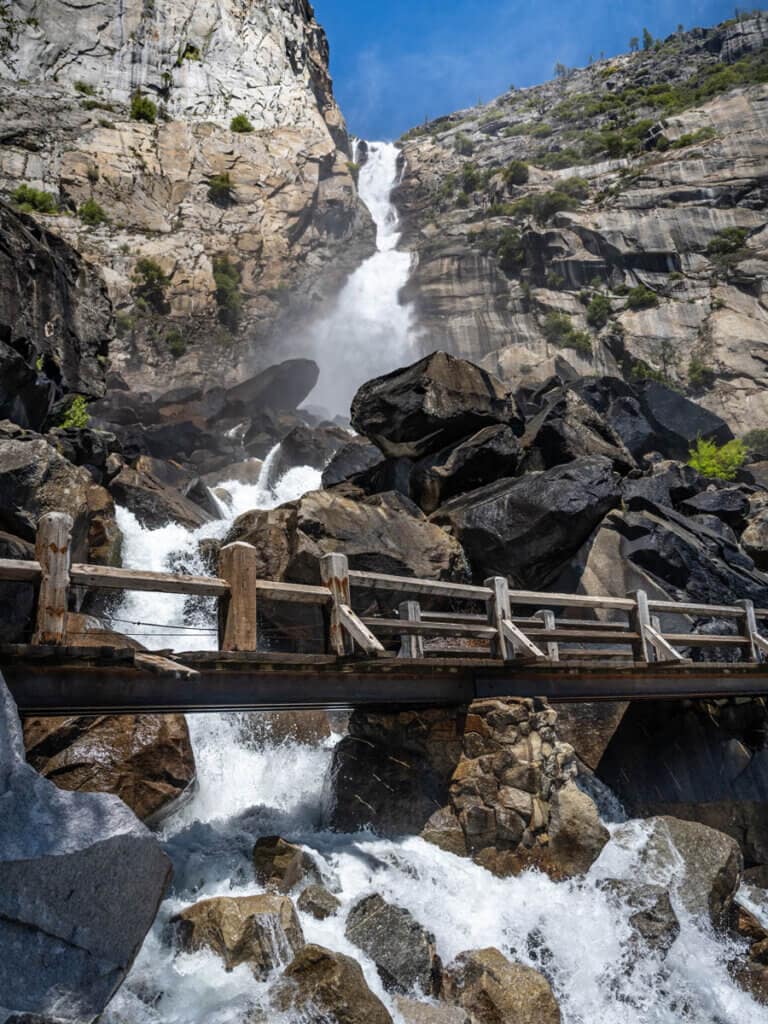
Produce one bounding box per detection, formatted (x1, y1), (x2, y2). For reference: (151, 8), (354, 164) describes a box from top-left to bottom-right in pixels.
(273, 944), (393, 1024)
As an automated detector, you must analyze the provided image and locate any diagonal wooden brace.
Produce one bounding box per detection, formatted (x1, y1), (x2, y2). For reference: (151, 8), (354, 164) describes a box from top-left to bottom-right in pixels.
(642, 624), (689, 663)
(501, 618), (548, 660)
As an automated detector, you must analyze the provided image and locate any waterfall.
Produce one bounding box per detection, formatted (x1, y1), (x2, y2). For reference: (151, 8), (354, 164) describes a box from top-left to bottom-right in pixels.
(303, 140), (419, 415)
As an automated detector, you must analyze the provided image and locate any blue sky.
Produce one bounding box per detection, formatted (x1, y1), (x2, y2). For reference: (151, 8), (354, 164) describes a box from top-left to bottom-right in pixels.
(315, 1), (758, 139)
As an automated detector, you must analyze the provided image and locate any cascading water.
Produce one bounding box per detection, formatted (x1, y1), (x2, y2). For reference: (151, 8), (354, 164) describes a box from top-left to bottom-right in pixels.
(100, 451), (765, 1024)
(302, 141), (419, 415)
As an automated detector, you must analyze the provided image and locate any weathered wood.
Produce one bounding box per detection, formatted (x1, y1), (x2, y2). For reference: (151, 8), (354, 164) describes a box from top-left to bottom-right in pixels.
(643, 625), (688, 663)
(738, 599), (764, 662)
(71, 563), (229, 596)
(33, 512), (73, 645)
(501, 619), (547, 660)
(536, 609), (560, 661)
(399, 601), (425, 658)
(218, 542), (259, 652)
(509, 589), (635, 611)
(338, 603), (387, 656)
(662, 633), (749, 646)
(486, 576), (512, 659)
(648, 599), (746, 618)
(255, 579), (331, 604)
(134, 652), (199, 678)
(321, 553), (353, 655)
(0, 557), (42, 582)
(525, 628), (639, 643)
(362, 617), (498, 638)
(629, 589), (652, 663)
(349, 569), (491, 602)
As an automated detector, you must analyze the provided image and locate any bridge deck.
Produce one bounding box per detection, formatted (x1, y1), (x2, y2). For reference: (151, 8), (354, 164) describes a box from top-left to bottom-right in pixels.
(4, 645), (768, 715)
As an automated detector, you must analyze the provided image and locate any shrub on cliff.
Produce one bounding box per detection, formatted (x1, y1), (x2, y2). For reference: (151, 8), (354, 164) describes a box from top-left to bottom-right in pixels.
(707, 227), (748, 257)
(454, 132), (474, 156)
(542, 311), (592, 356)
(586, 292), (612, 328)
(688, 437), (747, 481)
(58, 395), (90, 429)
(230, 113), (254, 133)
(207, 172), (236, 206)
(212, 256), (242, 331)
(78, 198), (108, 226)
(130, 91), (157, 124)
(626, 284), (659, 310)
(132, 257), (170, 313)
(503, 160), (529, 187)
(12, 184), (58, 214)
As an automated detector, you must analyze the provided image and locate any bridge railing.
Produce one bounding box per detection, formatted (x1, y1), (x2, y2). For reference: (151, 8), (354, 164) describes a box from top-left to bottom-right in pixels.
(1, 512), (767, 666)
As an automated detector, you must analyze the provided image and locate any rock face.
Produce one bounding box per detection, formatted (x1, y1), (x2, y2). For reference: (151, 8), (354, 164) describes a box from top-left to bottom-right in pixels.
(331, 699), (608, 879)
(23, 713), (196, 823)
(253, 835), (322, 892)
(273, 944), (393, 1024)
(172, 894), (304, 978)
(297, 884), (341, 921)
(0, 0), (373, 393)
(345, 894), (442, 995)
(0, 671), (171, 1022)
(442, 948), (561, 1024)
(599, 880), (680, 956)
(396, 17), (768, 432)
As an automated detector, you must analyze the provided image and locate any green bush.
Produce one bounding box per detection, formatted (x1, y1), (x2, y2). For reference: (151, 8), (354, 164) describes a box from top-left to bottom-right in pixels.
(460, 162), (483, 193)
(517, 189), (578, 223)
(212, 255), (242, 330)
(166, 329), (186, 359)
(495, 228), (524, 272)
(688, 355), (715, 391)
(542, 311), (592, 356)
(230, 113), (254, 133)
(586, 292), (612, 328)
(74, 80), (96, 96)
(626, 285), (659, 310)
(207, 172), (236, 206)
(130, 91), (157, 124)
(346, 161), (360, 184)
(502, 160), (529, 187)
(78, 198), (108, 226)
(132, 257), (170, 313)
(12, 184), (57, 214)
(707, 227), (748, 256)
(178, 42), (201, 64)
(545, 270), (565, 289)
(688, 437), (747, 481)
(59, 395), (90, 429)
(743, 429), (768, 456)
(455, 191), (470, 208)
(670, 127), (716, 149)
(454, 132), (474, 156)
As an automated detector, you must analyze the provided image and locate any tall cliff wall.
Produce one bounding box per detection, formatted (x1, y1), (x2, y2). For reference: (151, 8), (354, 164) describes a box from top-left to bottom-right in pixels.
(396, 16), (768, 433)
(0, 0), (374, 390)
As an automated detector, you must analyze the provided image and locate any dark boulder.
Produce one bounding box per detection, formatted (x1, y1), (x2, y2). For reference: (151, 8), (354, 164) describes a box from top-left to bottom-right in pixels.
(411, 425), (521, 515)
(88, 388), (160, 427)
(223, 358), (319, 417)
(572, 376), (656, 459)
(252, 836), (322, 892)
(243, 407), (305, 459)
(345, 894), (442, 996)
(322, 437), (384, 488)
(350, 456), (415, 500)
(0, 531), (35, 642)
(679, 487), (751, 533)
(109, 465), (215, 530)
(273, 944), (393, 1024)
(638, 381), (734, 460)
(621, 460), (705, 509)
(351, 352), (521, 460)
(269, 423), (350, 481)
(46, 427), (120, 484)
(431, 457), (621, 586)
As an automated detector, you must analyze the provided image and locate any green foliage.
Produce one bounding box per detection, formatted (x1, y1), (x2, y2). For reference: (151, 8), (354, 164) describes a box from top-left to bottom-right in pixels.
(178, 42), (201, 63)
(687, 354), (715, 391)
(12, 184), (57, 214)
(346, 161), (360, 184)
(454, 132), (474, 156)
(116, 312), (134, 337)
(130, 91), (157, 124)
(586, 292), (612, 328)
(74, 80), (96, 95)
(78, 198), (108, 226)
(626, 284), (659, 310)
(642, 28), (654, 50)
(743, 429), (768, 456)
(59, 395), (90, 429)
(707, 227), (749, 256)
(207, 172), (236, 206)
(545, 270), (566, 289)
(542, 311), (592, 356)
(230, 113), (254, 133)
(455, 191), (470, 208)
(512, 189), (578, 223)
(502, 160), (529, 187)
(495, 228), (524, 272)
(212, 255), (242, 331)
(132, 257), (170, 313)
(670, 126), (716, 149)
(688, 437), (747, 481)
(166, 329), (186, 359)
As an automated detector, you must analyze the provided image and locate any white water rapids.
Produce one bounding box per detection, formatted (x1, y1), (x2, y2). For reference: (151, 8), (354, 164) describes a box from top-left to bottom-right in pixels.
(98, 141), (764, 1023)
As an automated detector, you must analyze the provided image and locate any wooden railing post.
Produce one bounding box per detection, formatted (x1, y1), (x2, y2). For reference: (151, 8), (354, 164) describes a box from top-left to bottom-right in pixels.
(218, 542), (259, 651)
(33, 512), (73, 645)
(629, 589), (652, 663)
(485, 576), (512, 659)
(738, 599), (762, 662)
(536, 609), (559, 662)
(398, 600), (424, 659)
(320, 553), (353, 656)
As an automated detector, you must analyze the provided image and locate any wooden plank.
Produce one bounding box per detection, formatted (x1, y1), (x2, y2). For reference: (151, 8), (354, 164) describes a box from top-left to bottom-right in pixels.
(536, 609), (560, 661)
(219, 542), (259, 652)
(362, 617), (497, 638)
(134, 652), (199, 678)
(0, 557), (42, 583)
(321, 553), (353, 656)
(338, 603), (386, 656)
(501, 619), (547, 659)
(399, 601), (424, 658)
(255, 579), (331, 604)
(647, 599), (745, 618)
(508, 589), (635, 611)
(349, 569), (491, 602)
(643, 625), (688, 663)
(33, 512), (73, 645)
(629, 589), (652, 663)
(525, 629), (639, 643)
(662, 633), (748, 646)
(71, 563), (229, 597)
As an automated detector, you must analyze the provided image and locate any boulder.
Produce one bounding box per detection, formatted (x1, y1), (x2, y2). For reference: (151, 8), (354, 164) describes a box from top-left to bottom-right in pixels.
(679, 487), (751, 532)
(0, 531), (35, 642)
(253, 835), (323, 892)
(396, 997), (469, 1024)
(621, 460), (704, 509)
(742, 502), (768, 570)
(572, 377), (656, 458)
(269, 423), (350, 480)
(297, 884), (341, 921)
(322, 438), (384, 488)
(23, 713), (196, 824)
(345, 893), (442, 996)
(441, 948), (561, 1024)
(273, 944), (393, 1024)
(351, 352), (521, 460)
(223, 358), (320, 417)
(606, 816), (742, 927)
(638, 381), (734, 460)
(0, 671), (170, 1022)
(243, 407), (306, 459)
(431, 457), (621, 586)
(599, 880), (680, 956)
(172, 894), (304, 978)
(410, 425), (521, 515)
(46, 427), (120, 484)
(109, 464), (215, 529)
(544, 780), (610, 878)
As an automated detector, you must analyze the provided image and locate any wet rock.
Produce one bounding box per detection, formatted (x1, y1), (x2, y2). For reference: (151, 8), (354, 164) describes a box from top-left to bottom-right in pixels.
(544, 780), (610, 878)
(431, 456), (620, 586)
(297, 884), (341, 921)
(0, 530), (35, 642)
(600, 881), (680, 956)
(109, 464), (215, 530)
(679, 487), (751, 532)
(223, 359), (320, 418)
(241, 710), (333, 746)
(396, 997), (470, 1024)
(608, 816), (742, 927)
(253, 836), (323, 892)
(46, 427), (120, 483)
(172, 894), (304, 978)
(322, 438), (384, 488)
(345, 893), (442, 996)
(411, 425), (521, 515)
(351, 352), (521, 460)
(638, 382), (734, 461)
(273, 943), (393, 1024)
(441, 948), (561, 1024)
(0, 671), (171, 1022)
(621, 460), (704, 509)
(269, 423), (350, 479)
(23, 714), (196, 824)
(572, 377), (657, 459)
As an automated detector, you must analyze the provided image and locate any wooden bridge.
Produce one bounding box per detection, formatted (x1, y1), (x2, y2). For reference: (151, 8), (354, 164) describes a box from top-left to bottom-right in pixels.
(3, 512), (768, 715)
